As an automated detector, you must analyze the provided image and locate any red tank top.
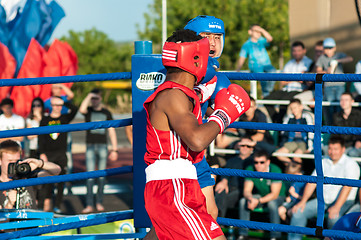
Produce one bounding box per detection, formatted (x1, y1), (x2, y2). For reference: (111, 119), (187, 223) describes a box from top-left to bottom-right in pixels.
(143, 81), (204, 165)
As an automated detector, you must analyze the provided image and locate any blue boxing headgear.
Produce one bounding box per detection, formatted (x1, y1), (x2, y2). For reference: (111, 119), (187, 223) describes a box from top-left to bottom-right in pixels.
(184, 15), (225, 59)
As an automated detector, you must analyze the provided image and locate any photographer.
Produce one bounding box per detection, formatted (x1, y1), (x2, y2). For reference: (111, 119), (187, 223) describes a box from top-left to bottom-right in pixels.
(0, 140), (61, 209)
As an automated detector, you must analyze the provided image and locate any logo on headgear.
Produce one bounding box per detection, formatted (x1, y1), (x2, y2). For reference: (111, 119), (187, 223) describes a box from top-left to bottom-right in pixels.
(136, 72), (166, 91)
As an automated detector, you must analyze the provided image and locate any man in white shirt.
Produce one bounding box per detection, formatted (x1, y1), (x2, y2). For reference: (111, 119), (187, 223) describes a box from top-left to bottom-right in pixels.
(265, 41), (312, 123)
(0, 98), (25, 143)
(288, 136), (360, 240)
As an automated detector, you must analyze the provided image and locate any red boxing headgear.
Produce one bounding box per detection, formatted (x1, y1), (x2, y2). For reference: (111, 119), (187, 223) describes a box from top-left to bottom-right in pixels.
(162, 37), (209, 84)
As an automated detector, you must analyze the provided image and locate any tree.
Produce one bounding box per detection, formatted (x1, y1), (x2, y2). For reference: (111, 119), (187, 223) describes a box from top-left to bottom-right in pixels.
(60, 28), (133, 108)
(137, 0), (290, 70)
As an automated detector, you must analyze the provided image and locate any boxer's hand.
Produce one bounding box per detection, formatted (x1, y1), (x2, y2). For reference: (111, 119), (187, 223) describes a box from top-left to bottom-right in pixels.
(208, 84), (250, 133)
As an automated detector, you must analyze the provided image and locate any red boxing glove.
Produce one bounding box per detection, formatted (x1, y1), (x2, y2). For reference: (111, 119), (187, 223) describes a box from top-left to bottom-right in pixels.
(208, 84), (250, 133)
(194, 76), (217, 104)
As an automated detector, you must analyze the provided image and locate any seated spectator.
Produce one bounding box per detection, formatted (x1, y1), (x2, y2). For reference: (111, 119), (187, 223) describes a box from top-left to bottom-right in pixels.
(238, 97), (276, 155)
(238, 151), (286, 240)
(278, 160), (305, 223)
(275, 98), (314, 165)
(288, 136), (360, 240)
(215, 97), (275, 153)
(332, 92), (361, 157)
(316, 37), (353, 126)
(264, 41), (312, 123)
(0, 140), (61, 209)
(214, 137), (255, 218)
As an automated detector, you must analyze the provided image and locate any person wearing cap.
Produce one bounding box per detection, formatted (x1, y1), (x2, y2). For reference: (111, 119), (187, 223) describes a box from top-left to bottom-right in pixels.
(214, 137), (255, 218)
(0, 98), (25, 144)
(316, 37), (353, 125)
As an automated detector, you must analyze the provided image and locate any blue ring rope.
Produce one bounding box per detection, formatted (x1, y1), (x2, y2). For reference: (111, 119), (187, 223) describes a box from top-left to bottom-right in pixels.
(0, 166), (133, 190)
(224, 72), (361, 82)
(1, 210), (134, 239)
(0, 118), (132, 138)
(0, 72), (131, 87)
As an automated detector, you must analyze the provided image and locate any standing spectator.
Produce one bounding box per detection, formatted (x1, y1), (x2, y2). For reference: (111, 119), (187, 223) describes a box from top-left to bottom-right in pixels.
(44, 83), (75, 191)
(44, 84), (74, 114)
(275, 99), (314, 165)
(26, 98), (44, 158)
(316, 37), (353, 125)
(214, 137), (255, 218)
(238, 151), (286, 240)
(0, 98), (25, 144)
(264, 41), (312, 123)
(288, 136), (360, 240)
(0, 140), (61, 210)
(333, 92), (361, 157)
(236, 24), (276, 98)
(238, 97), (276, 155)
(38, 96), (78, 213)
(79, 89), (118, 213)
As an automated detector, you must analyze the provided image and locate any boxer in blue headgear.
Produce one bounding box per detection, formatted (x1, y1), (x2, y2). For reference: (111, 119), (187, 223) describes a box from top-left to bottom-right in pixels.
(185, 15), (225, 59)
(186, 16), (231, 222)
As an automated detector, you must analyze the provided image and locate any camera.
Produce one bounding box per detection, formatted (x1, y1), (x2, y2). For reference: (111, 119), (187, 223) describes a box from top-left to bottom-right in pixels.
(8, 160), (31, 179)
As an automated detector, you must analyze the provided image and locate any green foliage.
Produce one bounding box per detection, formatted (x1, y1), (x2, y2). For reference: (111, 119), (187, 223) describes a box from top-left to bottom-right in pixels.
(137, 0), (290, 70)
(60, 28), (133, 108)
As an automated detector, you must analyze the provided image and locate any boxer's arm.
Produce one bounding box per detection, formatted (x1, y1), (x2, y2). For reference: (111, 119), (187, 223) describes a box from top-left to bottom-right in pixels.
(150, 88), (219, 152)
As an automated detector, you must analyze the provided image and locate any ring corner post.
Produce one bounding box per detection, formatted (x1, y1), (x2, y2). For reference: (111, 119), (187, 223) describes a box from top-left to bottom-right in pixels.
(131, 41), (166, 228)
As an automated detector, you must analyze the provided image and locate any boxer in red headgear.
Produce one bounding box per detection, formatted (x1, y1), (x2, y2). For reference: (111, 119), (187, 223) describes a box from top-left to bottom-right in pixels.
(143, 29), (250, 240)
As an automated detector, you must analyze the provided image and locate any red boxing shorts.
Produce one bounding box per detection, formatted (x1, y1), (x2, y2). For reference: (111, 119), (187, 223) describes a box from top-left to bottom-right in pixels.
(145, 178), (224, 240)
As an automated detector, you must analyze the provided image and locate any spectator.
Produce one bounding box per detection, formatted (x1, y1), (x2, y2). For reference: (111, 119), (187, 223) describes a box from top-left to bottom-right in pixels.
(316, 37), (353, 125)
(79, 89), (118, 213)
(236, 24), (276, 98)
(294, 40), (324, 111)
(288, 136), (360, 240)
(44, 83), (75, 191)
(264, 41), (312, 123)
(275, 98), (314, 165)
(0, 140), (60, 209)
(238, 151), (286, 240)
(333, 92), (361, 157)
(26, 98), (44, 159)
(0, 98), (25, 144)
(38, 96), (78, 213)
(44, 83), (74, 114)
(278, 160), (305, 223)
(214, 137), (255, 218)
(238, 97), (276, 155)
(307, 40), (324, 73)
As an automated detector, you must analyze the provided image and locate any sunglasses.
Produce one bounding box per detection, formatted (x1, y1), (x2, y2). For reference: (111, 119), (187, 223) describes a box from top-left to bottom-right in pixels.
(51, 104), (63, 107)
(240, 145), (254, 148)
(254, 161), (266, 165)
(32, 104), (42, 107)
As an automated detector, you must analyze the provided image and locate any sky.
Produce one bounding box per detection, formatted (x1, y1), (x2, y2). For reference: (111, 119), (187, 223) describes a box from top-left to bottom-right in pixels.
(51, 0), (154, 42)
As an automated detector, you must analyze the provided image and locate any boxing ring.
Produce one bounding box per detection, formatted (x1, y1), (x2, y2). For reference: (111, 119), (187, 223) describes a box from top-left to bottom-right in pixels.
(0, 45), (361, 239)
